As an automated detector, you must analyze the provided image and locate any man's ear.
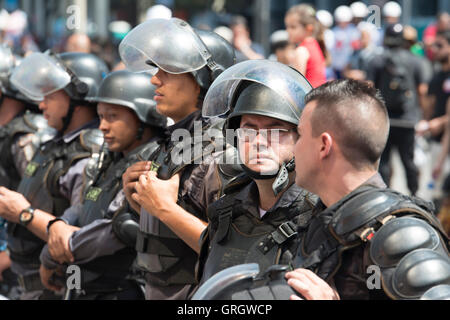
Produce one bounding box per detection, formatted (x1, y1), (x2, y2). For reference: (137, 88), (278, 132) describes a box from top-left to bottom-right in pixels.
(319, 132), (333, 160)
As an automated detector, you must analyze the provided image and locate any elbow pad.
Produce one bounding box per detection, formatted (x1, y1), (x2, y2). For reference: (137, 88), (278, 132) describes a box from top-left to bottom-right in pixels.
(112, 211), (140, 248)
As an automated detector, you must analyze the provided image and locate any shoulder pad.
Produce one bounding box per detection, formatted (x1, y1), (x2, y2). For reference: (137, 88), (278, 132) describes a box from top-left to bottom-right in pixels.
(222, 173), (252, 195)
(332, 188), (437, 238)
(370, 217), (446, 268)
(383, 249), (450, 299)
(79, 129), (104, 153)
(332, 188), (402, 236)
(32, 126), (58, 148)
(112, 210), (140, 247)
(23, 112), (52, 131)
(135, 140), (160, 161)
(421, 284), (450, 300)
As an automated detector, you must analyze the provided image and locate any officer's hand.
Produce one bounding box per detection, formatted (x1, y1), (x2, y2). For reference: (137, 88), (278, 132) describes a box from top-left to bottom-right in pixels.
(0, 251), (11, 282)
(122, 162), (152, 213)
(48, 221), (80, 264)
(133, 171), (180, 220)
(0, 187), (31, 224)
(39, 264), (63, 292)
(285, 269), (340, 300)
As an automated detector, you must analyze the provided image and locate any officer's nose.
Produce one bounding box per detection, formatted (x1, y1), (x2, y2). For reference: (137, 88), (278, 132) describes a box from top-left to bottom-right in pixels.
(38, 100), (46, 111)
(254, 130), (269, 148)
(151, 70), (163, 87)
(99, 118), (109, 133)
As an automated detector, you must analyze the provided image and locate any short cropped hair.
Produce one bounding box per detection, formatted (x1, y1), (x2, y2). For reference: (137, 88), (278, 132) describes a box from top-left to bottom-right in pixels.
(305, 79), (390, 169)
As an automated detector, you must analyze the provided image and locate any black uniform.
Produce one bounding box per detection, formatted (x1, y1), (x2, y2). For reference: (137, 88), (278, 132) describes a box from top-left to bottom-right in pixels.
(136, 111), (237, 300)
(197, 181), (317, 285)
(295, 174), (450, 300)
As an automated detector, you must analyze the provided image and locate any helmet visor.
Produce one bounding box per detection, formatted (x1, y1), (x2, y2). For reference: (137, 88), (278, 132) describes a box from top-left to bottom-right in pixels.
(119, 18), (211, 74)
(202, 60), (313, 120)
(10, 52), (71, 101)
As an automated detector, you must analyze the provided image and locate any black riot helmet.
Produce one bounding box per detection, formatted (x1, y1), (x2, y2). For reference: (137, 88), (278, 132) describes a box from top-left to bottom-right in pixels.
(56, 52), (110, 104)
(226, 82), (303, 133)
(203, 60), (313, 196)
(91, 70), (167, 130)
(119, 18), (236, 96)
(11, 51), (110, 132)
(190, 29), (237, 94)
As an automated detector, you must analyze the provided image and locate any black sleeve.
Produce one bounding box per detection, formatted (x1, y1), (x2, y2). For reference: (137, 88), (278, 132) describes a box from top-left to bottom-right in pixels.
(428, 75), (439, 96)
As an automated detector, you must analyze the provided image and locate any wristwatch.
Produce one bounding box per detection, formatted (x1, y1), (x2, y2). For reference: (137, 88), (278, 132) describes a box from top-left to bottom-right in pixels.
(19, 207), (35, 227)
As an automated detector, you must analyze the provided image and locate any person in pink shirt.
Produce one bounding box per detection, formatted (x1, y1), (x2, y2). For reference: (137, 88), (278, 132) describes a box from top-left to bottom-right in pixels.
(285, 4), (327, 88)
(424, 12), (450, 61)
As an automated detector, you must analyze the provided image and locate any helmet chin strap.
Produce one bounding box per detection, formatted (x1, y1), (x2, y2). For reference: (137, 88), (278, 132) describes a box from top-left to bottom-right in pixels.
(241, 158), (296, 197)
(136, 123), (144, 140)
(60, 100), (77, 134)
(272, 158), (296, 197)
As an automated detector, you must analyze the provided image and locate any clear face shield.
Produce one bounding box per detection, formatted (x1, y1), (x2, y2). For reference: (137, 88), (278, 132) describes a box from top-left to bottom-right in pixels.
(202, 60), (312, 121)
(10, 52), (71, 101)
(119, 18), (221, 76)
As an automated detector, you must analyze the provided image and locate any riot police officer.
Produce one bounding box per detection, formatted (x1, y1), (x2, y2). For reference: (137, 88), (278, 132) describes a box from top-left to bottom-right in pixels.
(0, 51), (108, 300)
(0, 45), (56, 300)
(0, 46), (56, 191)
(119, 18), (236, 300)
(195, 79), (450, 300)
(38, 70), (167, 300)
(195, 59), (317, 288)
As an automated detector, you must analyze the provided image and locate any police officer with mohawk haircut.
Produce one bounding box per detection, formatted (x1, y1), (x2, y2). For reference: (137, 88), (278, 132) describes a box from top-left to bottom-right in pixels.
(39, 70), (168, 300)
(0, 51), (108, 300)
(288, 79), (450, 300)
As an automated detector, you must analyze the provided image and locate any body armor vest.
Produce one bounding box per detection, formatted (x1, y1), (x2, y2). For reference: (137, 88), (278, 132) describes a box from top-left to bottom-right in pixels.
(7, 128), (103, 267)
(135, 118), (241, 287)
(194, 185), (450, 301)
(0, 112), (56, 190)
(295, 185), (450, 285)
(76, 141), (160, 287)
(197, 181), (316, 285)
